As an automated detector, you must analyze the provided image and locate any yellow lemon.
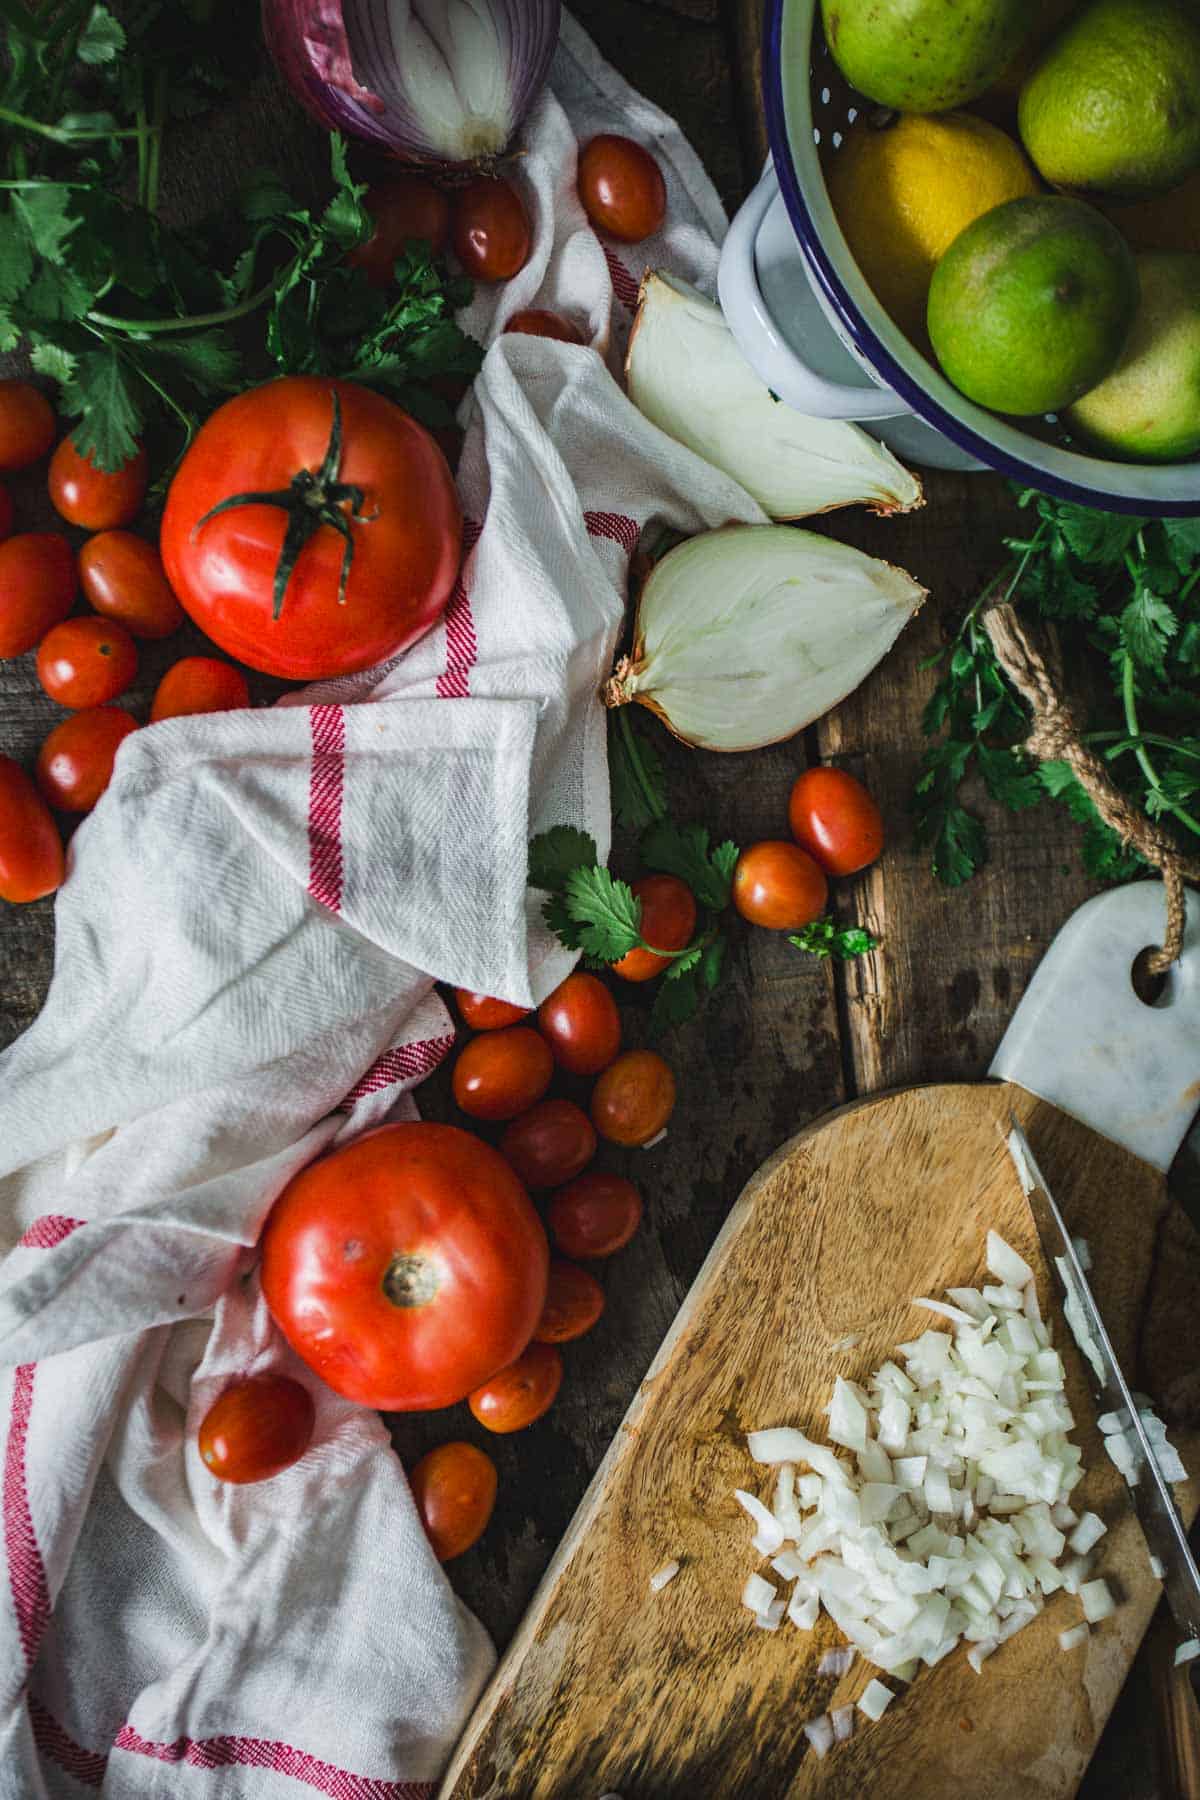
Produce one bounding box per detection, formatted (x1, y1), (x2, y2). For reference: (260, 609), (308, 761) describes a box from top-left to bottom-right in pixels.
(826, 112), (1040, 343)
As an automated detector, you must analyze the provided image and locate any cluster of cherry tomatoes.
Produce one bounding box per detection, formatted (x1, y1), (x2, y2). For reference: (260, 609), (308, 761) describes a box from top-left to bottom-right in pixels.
(0, 380), (255, 905)
(732, 766), (886, 932)
(351, 130), (666, 349)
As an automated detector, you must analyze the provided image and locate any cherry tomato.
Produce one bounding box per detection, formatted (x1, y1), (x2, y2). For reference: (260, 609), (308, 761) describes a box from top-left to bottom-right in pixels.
(547, 1171), (643, 1260)
(536, 971), (621, 1076)
(451, 177), (532, 281)
(350, 176), (452, 286)
(0, 482), (13, 541)
(161, 377), (461, 681)
(469, 1342), (562, 1434)
(49, 437), (147, 530)
(151, 656), (250, 722)
(788, 766), (885, 877)
(36, 616), (137, 709)
(732, 840), (828, 931)
(504, 309), (584, 344)
(578, 135), (666, 243)
(455, 988), (530, 1031)
(198, 1373), (315, 1485)
(0, 534), (76, 658)
(612, 874), (697, 983)
(534, 1260), (605, 1344)
(452, 1025), (554, 1122)
(35, 707), (138, 813)
(261, 1122), (548, 1412)
(0, 756), (64, 903)
(591, 1049), (676, 1147)
(79, 531), (185, 639)
(500, 1098), (597, 1190)
(409, 1441), (498, 1562)
(0, 381), (55, 472)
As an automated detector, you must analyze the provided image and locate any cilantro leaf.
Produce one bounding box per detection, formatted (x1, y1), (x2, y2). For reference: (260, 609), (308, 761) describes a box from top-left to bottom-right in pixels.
(1164, 517), (1200, 574)
(59, 345), (143, 468)
(789, 918), (878, 960)
(560, 866), (642, 962)
(77, 5), (126, 64)
(1050, 503), (1143, 566)
(1121, 584), (1177, 675)
(649, 964), (702, 1035)
(608, 710), (668, 833)
(976, 743), (1043, 811)
(528, 827), (599, 893)
(699, 935), (726, 991)
(13, 187), (78, 263)
(640, 819), (740, 912)
(541, 892), (584, 952)
(664, 940), (703, 981)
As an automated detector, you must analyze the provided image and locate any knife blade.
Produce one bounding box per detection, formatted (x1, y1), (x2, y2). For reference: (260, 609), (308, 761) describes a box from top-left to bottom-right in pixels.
(1006, 1120), (1200, 1649)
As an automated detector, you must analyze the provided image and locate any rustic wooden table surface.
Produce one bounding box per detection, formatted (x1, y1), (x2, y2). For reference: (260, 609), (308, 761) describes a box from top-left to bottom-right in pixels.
(1, 2), (1195, 1794)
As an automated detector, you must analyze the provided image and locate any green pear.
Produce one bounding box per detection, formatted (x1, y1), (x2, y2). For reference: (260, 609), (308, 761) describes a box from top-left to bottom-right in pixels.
(820, 0), (1039, 113)
(1019, 0), (1200, 198)
(1068, 254), (1200, 461)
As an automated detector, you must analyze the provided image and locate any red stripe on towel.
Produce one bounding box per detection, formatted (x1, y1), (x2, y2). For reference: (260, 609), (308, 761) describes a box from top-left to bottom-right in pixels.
(307, 704), (346, 913)
(436, 519), (483, 699)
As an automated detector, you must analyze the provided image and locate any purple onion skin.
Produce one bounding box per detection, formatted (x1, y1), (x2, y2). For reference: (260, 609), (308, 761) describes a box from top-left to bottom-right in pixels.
(262, 0), (563, 167)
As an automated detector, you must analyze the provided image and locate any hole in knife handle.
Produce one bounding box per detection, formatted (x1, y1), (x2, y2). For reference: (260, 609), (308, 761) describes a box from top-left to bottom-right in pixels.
(1131, 947), (1172, 1010)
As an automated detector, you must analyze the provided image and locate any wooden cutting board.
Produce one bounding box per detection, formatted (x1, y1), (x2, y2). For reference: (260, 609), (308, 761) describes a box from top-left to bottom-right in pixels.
(441, 889), (1200, 1800)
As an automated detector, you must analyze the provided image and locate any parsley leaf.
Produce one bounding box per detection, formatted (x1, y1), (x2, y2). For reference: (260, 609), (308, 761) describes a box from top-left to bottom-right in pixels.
(529, 827), (599, 893)
(77, 4), (125, 64)
(640, 819), (740, 912)
(560, 866), (642, 963)
(789, 918), (878, 961)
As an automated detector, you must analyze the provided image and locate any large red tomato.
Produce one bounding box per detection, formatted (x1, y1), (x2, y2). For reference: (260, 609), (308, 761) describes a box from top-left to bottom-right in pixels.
(160, 377), (462, 680)
(260, 1123), (548, 1412)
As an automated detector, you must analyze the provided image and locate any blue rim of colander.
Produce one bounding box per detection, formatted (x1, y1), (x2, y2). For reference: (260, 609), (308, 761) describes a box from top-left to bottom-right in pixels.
(762, 0), (1200, 518)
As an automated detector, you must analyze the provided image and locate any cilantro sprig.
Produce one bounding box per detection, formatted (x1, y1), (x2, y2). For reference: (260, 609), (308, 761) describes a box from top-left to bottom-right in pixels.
(916, 492), (1200, 886)
(530, 712), (878, 1035)
(0, 4), (481, 473)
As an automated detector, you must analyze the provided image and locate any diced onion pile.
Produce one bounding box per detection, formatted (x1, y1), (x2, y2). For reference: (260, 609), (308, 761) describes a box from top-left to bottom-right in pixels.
(735, 1231), (1130, 1749)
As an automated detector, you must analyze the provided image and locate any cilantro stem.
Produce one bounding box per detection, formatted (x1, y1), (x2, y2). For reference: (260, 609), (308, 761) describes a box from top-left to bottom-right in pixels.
(145, 69), (168, 217)
(1087, 730), (1200, 764)
(88, 277), (279, 335)
(0, 103), (155, 145)
(135, 98), (149, 211)
(1120, 651), (1200, 840)
(617, 707), (667, 824)
(1181, 563), (1200, 604)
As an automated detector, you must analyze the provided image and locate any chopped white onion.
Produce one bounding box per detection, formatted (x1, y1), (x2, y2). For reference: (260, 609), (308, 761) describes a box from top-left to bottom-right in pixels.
(1080, 1579), (1115, 1623)
(831, 1704), (855, 1743)
(734, 1489), (785, 1554)
(858, 1679), (895, 1722)
(731, 1230), (1110, 1724)
(817, 1646), (855, 1678)
(1068, 1513), (1107, 1556)
(742, 1573), (777, 1616)
(1175, 1639), (1200, 1667)
(830, 1333), (863, 1353)
(987, 1231), (1034, 1290)
(649, 1560), (680, 1593)
(802, 1715), (835, 1758)
(1059, 1624), (1089, 1651)
(1073, 1236), (1092, 1271)
(1149, 1554), (1165, 1581)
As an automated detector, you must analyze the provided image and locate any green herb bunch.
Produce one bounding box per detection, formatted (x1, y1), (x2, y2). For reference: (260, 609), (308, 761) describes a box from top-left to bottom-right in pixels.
(529, 711), (877, 1035)
(916, 490), (1200, 886)
(0, 1), (480, 475)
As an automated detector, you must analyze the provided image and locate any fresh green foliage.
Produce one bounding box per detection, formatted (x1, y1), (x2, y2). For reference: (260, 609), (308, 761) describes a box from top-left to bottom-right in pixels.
(916, 489), (1200, 886)
(531, 714), (877, 1036)
(0, 4), (480, 471)
(789, 918), (879, 960)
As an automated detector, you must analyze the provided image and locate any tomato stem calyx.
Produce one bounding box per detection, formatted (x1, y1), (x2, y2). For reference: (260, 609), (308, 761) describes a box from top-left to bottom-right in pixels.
(382, 1252), (439, 1310)
(191, 390), (373, 620)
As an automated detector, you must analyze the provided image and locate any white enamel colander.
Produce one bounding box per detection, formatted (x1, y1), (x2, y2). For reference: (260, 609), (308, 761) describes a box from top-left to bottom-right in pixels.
(717, 0), (1200, 513)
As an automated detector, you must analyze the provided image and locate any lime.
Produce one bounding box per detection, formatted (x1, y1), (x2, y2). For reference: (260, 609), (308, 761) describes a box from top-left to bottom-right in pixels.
(1068, 254), (1200, 461)
(827, 113), (1039, 341)
(820, 0), (1038, 114)
(926, 195), (1139, 414)
(1019, 0), (1200, 198)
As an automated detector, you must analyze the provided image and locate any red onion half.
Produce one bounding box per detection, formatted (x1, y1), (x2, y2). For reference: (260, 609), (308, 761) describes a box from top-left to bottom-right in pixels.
(263, 0), (561, 166)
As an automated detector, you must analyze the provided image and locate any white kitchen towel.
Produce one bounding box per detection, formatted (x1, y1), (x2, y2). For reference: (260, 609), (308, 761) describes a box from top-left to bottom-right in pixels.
(0, 15), (765, 1797)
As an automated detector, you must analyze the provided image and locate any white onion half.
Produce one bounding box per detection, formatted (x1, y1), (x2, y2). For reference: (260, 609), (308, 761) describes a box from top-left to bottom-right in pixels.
(626, 273), (923, 520)
(605, 525), (926, 753)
